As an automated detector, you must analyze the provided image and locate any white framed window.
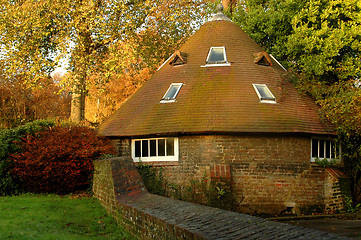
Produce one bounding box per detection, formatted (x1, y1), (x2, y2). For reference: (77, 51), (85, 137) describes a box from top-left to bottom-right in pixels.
(252, 84), (276, 104)
(132, 137), (179, 162)
(160, 83), (183, 103)
(311, 138), (340, 162)
(202, 47), (231, 67)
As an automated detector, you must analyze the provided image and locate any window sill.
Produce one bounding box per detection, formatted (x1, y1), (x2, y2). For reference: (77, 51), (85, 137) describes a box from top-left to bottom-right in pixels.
(310, 158), (340, 163)
(134, 161), (179, 167)
(133, 157), (178, 162)
(201, 63), (231, 67)
(160, 99), (176, 103)
(259, 100), (277, 104)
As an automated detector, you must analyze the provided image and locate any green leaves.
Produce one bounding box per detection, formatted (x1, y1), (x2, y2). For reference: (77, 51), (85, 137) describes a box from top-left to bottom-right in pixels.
(232, 0), (305, 67)
(232, 0), (361, 203)
(287, 0), (361, 83)
(232, 0), (360, 84)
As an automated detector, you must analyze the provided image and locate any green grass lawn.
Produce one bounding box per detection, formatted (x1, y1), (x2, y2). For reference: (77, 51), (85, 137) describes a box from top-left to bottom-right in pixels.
(0, 194), (134, 240)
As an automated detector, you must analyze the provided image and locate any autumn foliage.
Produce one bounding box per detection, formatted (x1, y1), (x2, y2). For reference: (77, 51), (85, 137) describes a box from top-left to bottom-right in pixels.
(10, 125), (115, 194)
(0, 76), (71, 129)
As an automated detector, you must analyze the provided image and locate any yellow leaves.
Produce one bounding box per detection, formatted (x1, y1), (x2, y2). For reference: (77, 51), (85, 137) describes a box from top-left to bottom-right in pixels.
(1, 0), (205, 122)
(0, 0), (65, 80)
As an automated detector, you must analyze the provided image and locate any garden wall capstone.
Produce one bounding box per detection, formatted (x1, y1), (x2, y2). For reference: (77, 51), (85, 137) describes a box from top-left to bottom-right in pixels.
(93, 157), (350, 240)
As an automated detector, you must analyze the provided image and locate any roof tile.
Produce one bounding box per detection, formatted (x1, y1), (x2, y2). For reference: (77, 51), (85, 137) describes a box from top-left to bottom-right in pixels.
(100, 20), (335, 138)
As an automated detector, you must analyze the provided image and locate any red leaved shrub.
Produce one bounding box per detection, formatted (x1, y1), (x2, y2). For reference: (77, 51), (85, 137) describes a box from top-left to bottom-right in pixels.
(10, 125), (115, 194)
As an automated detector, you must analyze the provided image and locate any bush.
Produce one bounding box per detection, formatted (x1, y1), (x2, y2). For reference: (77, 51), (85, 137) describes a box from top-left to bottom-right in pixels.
(10, 125), (115, 194)
(0, 119), (56, 195)
(0, 119), (56, 160)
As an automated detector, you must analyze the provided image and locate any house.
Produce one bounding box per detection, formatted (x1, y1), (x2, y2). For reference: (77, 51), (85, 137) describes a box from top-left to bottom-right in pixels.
(100, 5), (347, 214)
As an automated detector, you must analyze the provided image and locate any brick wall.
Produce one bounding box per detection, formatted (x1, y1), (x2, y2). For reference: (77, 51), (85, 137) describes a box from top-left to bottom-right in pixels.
(323, 168), (351, 211)
(93, 158), (117, 213)
(185, 135), (322, 214)
(92, 157), (348, 240)
(111, 139), (131, 157)
(93, 157), (204, 239)
(120, 134), (349, 214)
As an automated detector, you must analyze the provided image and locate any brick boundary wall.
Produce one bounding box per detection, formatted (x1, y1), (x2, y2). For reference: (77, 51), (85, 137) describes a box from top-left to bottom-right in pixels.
(111, 135), (350, 214)
(93, 157), (350, 240)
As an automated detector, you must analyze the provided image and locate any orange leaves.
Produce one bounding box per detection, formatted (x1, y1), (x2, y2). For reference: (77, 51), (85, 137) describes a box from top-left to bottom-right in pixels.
(10, 125), (116, 194)
(84, 39), (154, 123)
(0, 76), (71, 129)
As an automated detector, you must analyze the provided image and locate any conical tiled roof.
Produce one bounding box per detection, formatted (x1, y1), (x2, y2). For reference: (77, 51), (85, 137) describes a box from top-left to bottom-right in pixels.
(100, 11), (334, 138)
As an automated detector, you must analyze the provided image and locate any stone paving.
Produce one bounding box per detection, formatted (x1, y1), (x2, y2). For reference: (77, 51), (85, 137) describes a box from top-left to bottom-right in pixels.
(284, 219), (361, 239)
(119, 192), (351, 240)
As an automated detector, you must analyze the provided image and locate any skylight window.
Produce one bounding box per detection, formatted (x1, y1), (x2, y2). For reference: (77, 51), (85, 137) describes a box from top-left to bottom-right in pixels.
(160, 83), (183, 103)
(203, 47), (230, 67)
(253, 84), (276, 103)
(207, 47), (227, 64)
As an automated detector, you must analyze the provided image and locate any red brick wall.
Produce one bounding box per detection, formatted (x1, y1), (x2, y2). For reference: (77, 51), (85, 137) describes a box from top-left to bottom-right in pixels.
(115, 134), (347, 214)
(173, 135), (322, 214)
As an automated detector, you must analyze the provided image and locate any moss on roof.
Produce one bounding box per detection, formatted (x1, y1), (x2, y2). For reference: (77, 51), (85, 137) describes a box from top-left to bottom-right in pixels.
(100, 20), (334, 138)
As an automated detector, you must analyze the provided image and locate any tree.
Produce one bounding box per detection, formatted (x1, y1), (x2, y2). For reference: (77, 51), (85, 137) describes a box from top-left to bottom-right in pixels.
(231, 0), (361, 203)
(0, 75), (71, 129)
(286, 0), (361, 97)
(284, 1), (361, 203)
(85, 40), (153, 123)
(318, 81), (361, 203)
(232, 0), (306, 67)
(232, 0), (360, 87)
(0, 0), (207, 123)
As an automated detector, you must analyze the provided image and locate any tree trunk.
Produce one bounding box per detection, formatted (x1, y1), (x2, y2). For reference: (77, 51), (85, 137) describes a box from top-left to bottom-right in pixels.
(70, 83), (86, 123)
(70, 16), (92, 124)
(70, 60), (87, 123)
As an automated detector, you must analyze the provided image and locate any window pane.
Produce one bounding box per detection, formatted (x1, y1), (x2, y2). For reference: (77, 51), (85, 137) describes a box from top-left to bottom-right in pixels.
(331, 141), (335, 159)
(166, 138), (174, 156)
(255, 85), (275, 100)
(163, 84), (182, 101)
(319, 140), (325, 158)
(312, 139), (318, 158)
(164, 86), (178, 100)
(207, 48), (226, 63)
(142, 140), (148, 157)
(331, 141), (339, 159)
(158, 139), (165, 156)
(325, 140), (331, 158)
(135, 141), (141, 157)
(150, 140), (156, 157)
